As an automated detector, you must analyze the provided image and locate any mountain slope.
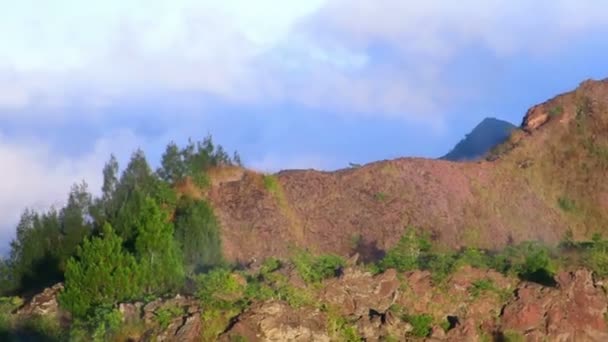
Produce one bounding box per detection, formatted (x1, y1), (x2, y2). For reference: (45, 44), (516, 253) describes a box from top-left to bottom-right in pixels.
(207, 79), (608, 263)
(442, 117), (517, 161)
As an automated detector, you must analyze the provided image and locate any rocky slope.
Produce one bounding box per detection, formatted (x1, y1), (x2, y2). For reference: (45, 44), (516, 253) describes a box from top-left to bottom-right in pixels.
(208, 79), (608, 264)
(7, 264), (608, 341)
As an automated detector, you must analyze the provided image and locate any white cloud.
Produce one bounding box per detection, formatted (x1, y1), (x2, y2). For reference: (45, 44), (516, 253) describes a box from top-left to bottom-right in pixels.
(0, 130), (144, 250)
(1, 0), (608, 123)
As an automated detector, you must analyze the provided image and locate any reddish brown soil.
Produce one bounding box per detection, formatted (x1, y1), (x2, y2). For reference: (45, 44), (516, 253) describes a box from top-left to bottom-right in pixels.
(208, 79), (608, 263)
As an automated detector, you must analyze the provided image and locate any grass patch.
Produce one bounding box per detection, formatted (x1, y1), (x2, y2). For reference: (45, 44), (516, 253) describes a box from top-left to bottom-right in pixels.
(548, 105), (564, 117)
(405, 314), (433, 338)
(374, 192), (387, 202)
(263, 174), (280, 194)
(558, 196), (576, 212)
(291, 250), (345, 284)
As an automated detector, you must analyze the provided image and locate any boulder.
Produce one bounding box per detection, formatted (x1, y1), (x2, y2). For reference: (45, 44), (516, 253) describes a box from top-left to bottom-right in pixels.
(16, 283), (64, 317)
(501, 269), (608, 341)
(221, 301), (329, 342)
(321, 267), (400, 318)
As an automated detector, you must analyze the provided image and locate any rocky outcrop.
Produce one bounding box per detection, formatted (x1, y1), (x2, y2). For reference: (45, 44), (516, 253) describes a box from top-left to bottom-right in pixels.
(16, 283), (64, 318)
(321, 267), (400, 318)
(500, 269), (608, 341)
(220, 301), (330, 342)
(522, 104), (551, 132)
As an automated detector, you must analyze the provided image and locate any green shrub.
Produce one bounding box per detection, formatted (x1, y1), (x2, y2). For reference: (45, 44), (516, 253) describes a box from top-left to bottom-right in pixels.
(377, 228), (431, 272)
(406, 314), (433, 338)
(548, 105), (564, 117)
(291, 251), (344, 284)
(196, 268), (246, 310)
(260, 257), (281, 276)
(155, 305), (184, 329)
(456, 248), (491, 269)
(327, 310), (362, 341)
(583, 240), (608, 277)
(558, 196), (576, 212)
(469, 279), (495, 298)
(174, 197), (223, 272)
(263, 175), (280, 194)
(421, 253), (456, 283)
(59, 224), (141, 317)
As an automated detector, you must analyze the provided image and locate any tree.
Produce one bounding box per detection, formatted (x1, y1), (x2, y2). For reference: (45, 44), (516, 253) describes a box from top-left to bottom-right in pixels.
(134, 197), (184, 294)
(158, 141), (186, 184)
(174, 198), (223, 271)
(59, 181), (94, 268)
(59, 224), (140, 317)
(101, 155), (119, 203)
(8, 209), (62, 293)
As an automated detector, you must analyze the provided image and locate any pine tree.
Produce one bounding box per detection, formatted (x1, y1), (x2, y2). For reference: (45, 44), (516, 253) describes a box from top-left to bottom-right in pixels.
(134, 197), (184, 294)
(158, 141), (186, 184)
(8, 209), (62, 293)
(59, 223), (140, 317)
(59, 181), (93, 268)
(174, 197), (223, 272)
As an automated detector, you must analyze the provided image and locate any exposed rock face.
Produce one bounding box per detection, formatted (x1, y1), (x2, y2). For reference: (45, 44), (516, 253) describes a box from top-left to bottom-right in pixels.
(501, 269), (608, 341)
(522, 104), (551, 132)
(321, 267), (400, 318)
(221, 301), (330, 342)
(16, 283), (64, 317)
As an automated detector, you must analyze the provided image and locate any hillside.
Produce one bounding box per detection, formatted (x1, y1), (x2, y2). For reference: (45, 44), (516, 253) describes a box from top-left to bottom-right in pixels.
(209, 79), (608, 264)
(441, 117), (517, 161)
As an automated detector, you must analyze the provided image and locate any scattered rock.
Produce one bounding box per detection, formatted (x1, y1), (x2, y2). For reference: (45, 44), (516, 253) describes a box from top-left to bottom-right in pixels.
(501, 269), (608, 341)
(221, 301), (329, 342)
(322, 267), (400, 318)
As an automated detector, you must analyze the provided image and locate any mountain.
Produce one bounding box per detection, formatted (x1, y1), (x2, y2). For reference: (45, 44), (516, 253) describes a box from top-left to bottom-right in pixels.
(208, 79), (608, 263)
(441, 117), (517, 161)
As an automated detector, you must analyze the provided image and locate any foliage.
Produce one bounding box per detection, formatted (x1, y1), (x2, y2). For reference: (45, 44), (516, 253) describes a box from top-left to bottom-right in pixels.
(174, 197), (223, 272)
(405, 314), (433, 338)
(155, 305), (184, 329)
(5, 209), (63, 294)
(327, 308), (362, 341)
(260, 257), (281, 276)
(157, 136), (238, 187)
(377, 228), (431, 273)
(291, 251), (344, 284)
(59, 224), (140, 317)
(558, 196), (576, 212)
(196, 268), (246, 310)
(69, 305), (123, 342)
(263, 174), (280, 194)
(469, 279), (496, 298)
(582, 239), (608, 277)
(134, 197), (185, 295)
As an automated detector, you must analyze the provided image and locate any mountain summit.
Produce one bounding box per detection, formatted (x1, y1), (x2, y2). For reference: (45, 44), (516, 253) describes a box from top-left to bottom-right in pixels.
(441, 117), (517, 161)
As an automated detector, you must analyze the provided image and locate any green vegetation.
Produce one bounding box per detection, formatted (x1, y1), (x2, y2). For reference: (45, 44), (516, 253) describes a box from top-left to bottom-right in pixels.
(174, 197), (223, 272)
(558, 196), (577, 212)
(326, 309), (362, 341)
(263, 174), (280, 194)
(405, 314), (433, 338)
(59, 224), (140, 317)
(548, 105), (564, 117)
(373, 228), (560, 286)
(291, 250), (345, 284)
(0, 136), (239, 339)
(374, 192), (387, 201)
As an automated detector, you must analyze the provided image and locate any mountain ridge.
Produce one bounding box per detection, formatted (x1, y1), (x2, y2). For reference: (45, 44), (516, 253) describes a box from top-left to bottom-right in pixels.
(441, 117), (517, 161)
(207, 78), (608, 264)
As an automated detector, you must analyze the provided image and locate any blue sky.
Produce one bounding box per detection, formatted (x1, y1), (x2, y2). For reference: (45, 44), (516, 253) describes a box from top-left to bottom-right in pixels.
(1, 0), (608, 251)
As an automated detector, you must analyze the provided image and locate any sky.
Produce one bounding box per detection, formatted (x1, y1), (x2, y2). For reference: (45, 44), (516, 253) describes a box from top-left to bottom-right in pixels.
(1, 0), (608, 252)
